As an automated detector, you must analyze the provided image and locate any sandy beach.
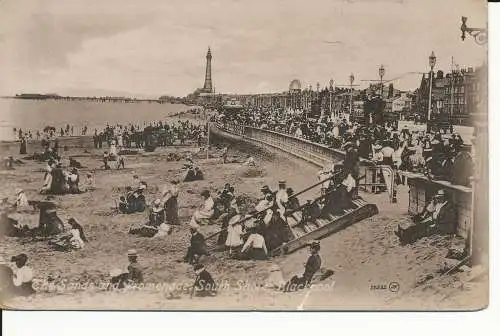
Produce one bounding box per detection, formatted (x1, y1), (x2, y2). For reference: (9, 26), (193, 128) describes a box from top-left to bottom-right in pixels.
(0, 120), (487, 310)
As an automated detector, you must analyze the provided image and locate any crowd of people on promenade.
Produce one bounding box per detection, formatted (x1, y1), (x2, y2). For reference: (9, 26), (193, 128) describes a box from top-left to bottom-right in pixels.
(217, 107), (472, 187)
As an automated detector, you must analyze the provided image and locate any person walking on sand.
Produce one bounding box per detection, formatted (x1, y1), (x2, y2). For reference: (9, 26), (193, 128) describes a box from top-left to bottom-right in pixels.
(19, 136), (27, 155)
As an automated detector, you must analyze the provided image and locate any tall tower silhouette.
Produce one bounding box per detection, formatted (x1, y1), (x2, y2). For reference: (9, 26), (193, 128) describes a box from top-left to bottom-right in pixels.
(203, 47), (213, 93)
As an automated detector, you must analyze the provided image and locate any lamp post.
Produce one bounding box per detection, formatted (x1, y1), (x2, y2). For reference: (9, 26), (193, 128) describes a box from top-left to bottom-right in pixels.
(378, 65), (385, 97)
(460, 16), (487, 266)
(329, 79), (334, 119)
(427, 51), (437, 132)
(317, 82), (321, 118)
(307, 85), (312, 118)
(349, 73), (355, 120)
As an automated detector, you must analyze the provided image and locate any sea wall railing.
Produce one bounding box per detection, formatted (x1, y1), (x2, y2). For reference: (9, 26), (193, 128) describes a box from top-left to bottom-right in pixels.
(214, 123), (396, 202)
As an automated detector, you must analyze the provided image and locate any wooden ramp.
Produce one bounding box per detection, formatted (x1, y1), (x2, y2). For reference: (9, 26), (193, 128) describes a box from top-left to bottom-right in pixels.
(272, 197), (378, 256)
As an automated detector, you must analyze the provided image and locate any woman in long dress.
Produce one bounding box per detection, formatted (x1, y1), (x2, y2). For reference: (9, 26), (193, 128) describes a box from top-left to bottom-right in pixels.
(225, 214), (244, 256)
(162, 180), (180, 225)
(19, 137), (27, 155)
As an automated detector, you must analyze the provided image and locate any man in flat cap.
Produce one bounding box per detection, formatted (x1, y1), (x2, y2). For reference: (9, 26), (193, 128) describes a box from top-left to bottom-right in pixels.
(184, 224), (208, 264)
(396, 189), (456, 244)
(260, 185), (273, 200)
(284, 241), (322, 292)
(126, 249), (144, 284)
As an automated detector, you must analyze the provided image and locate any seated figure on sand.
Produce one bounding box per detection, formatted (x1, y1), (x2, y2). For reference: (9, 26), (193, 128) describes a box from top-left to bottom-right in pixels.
(284, 241), (321, 292)
(189, 190), (215, 226)
(102, 150), (125, 170)
(1, 199), (65, 238)
(192, 264), (217, 297)
(395, 189), (457, 244)
(66, 167), (82, 194)
(240, 226), (268, 260)
(14, 188), (30, 211)
(118, 183), (147, 214)
(129, 199), (172, 237)
(109, 250), (144, 289)
(81, 172), (96, 192)
(49, 217), (88, 251)
(37, 201), (65, 237)
(182, 158), (204, 182)
(0, 253), (36, 298)
(1, 209), (30, 238)
(242, 155), (256, 167)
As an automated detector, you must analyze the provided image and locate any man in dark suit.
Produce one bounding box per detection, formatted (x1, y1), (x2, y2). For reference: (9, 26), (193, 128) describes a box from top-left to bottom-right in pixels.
(284, 241), (322, 292)
(342, 142), (359, 177)
(395, 189), (457, 244)
(192, 264), (217, 297)
(184, 224), (208, 264)
(430, 190), (457, 235)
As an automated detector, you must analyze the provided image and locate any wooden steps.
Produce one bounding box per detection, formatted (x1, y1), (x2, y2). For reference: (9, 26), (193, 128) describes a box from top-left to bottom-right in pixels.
(273, 198), (379, 256)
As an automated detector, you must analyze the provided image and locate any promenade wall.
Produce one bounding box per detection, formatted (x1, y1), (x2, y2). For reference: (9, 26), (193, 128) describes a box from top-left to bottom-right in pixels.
(211, 124), (473, 243)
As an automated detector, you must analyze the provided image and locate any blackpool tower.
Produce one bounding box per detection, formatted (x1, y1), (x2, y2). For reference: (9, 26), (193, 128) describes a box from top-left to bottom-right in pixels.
(202, 47), (213, 93)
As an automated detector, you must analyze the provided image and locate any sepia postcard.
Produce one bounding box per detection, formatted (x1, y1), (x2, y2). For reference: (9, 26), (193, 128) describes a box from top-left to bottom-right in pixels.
(0, 0), (488, 310)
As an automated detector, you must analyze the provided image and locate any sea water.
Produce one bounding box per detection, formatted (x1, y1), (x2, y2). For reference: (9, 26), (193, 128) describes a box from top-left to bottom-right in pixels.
(0, 98), (189, 141)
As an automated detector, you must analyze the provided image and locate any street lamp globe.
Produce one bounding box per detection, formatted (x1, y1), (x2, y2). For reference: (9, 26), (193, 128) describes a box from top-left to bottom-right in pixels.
(329, 79), (334, 90)
(349, 73), (355, 85)
(378, 65), (385, 79)
(429, 51), (437, 70)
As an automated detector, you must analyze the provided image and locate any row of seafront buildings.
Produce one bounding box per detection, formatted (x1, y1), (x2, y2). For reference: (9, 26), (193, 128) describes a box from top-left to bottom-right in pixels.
(194, 66), (485, 127)
(187, 48), (486, 126)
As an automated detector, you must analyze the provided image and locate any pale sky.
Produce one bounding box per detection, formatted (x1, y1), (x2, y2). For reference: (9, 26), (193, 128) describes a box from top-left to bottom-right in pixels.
(0, 0), (487, 97)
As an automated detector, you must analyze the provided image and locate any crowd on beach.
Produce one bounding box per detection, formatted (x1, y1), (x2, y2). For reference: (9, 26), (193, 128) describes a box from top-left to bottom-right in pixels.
(0, 105), (469, 301)
(217, 107), (472, 186)
(1, 105), (340, 299)
(91, 119), (207, 150)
